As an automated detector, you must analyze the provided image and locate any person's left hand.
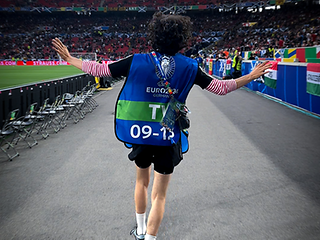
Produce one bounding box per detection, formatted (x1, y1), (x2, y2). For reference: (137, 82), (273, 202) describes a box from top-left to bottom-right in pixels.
(52, 38), (71, 62)
(249, 61), (273, 80)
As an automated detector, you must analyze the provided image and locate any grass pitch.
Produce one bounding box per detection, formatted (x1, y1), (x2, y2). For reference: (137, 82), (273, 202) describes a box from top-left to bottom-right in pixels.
(0, 65), (83, 90)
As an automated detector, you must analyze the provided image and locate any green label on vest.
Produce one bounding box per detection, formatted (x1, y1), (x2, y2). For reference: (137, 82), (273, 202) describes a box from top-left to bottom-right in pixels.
(116, 100), (168, 122)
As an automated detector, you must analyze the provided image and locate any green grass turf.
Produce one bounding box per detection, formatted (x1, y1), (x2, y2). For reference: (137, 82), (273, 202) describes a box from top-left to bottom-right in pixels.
(0, 65), (83, 90)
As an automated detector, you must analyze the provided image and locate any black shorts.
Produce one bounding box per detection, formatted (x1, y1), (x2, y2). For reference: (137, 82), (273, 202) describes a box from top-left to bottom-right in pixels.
(128, 143), (183, 175)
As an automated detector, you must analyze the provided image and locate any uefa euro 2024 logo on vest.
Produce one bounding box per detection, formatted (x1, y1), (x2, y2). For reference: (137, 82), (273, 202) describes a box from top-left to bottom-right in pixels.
(156, 55), (176, 87)
(146, 55), (178, 97)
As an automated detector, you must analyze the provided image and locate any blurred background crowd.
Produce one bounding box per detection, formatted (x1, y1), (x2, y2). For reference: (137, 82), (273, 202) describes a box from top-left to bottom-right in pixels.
(0, 0), (319, 61)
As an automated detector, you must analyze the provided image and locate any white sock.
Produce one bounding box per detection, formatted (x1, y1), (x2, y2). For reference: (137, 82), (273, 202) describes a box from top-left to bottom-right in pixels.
(145, 234), (157, 240)
(136, 212), (146, 235)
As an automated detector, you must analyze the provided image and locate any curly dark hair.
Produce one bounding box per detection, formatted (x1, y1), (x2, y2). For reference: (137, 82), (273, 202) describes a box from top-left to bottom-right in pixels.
(148, 12), (192, 56)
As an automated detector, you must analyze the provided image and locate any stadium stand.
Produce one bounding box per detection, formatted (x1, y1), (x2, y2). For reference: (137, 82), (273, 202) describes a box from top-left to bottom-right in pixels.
(0, 0), (273, 8)
(0, 2), (319, 60)
(0, 0), (222, 8)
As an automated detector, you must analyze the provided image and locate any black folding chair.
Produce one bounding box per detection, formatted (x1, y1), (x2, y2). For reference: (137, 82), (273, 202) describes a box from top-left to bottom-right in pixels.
(54, 93), (70, 129)
(80, 82), (99, 114)
(63, 91), (85, 123)
(12, 103), (38, 148)
(43, 95), (63, 133)
(33, 98), (50, 139)
(0, 109), (20, 161)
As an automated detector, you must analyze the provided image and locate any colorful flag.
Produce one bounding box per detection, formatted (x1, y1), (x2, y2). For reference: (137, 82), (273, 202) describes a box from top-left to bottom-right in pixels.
(288, 48), (296, 59)
(226, 59), (232, 76)
(274, 49), (281, 58)
(244, 51), (249, 60)
(305, 47), (316, 59)
(296, 48), (306, 62)
(306, 63), (320, 97)
(242, 22), (257, 27)
(276, 0), (285, 5)
(208, 59), (213, 75)
(264, 61), (278, 89)
(317, 46), (320, 58)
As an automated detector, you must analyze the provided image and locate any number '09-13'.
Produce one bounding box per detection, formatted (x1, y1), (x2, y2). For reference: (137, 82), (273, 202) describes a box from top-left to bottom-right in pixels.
(130, 124), (174, 140)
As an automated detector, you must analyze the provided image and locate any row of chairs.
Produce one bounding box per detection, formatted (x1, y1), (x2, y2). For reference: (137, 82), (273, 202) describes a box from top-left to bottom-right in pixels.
(0, 82), (99, 161)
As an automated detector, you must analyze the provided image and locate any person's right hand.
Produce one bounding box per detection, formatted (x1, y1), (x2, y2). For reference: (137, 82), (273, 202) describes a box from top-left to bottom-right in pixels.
(52, 38), (71, 62)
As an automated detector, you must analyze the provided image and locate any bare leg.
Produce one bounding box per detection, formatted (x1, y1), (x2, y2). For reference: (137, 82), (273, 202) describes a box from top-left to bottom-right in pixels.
(146, 171), (172, 236)
(135, 166), (151, 214)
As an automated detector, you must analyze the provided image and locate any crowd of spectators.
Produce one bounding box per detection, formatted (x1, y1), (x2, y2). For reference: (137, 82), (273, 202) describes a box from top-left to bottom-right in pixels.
(0, 11), (155, 60)
(0, 0), (257, 8)
(0, 3), (319, 61)
(188, 4), (320, 58)
(219, 5), (319, 54)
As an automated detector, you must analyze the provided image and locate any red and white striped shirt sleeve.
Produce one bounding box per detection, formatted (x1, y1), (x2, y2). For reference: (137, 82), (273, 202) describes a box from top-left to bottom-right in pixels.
(81, 60), (114, 77)
(205, 78), (237, 95)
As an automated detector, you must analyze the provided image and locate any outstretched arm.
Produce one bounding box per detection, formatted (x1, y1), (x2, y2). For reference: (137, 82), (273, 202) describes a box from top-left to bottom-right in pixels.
(201, 61), (272, 95)
(52, 38), (82, 70)
(234, 61), (272, 88)
(52, 38), (114, 77)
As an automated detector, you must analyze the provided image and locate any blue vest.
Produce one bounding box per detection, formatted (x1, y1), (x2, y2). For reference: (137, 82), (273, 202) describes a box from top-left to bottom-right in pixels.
(115, 53), (198, 147)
